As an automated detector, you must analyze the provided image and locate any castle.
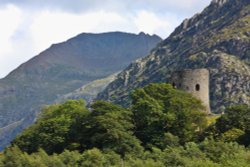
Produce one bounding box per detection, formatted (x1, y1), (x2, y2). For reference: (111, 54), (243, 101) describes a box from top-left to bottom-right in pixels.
(170, 68), (211, 114)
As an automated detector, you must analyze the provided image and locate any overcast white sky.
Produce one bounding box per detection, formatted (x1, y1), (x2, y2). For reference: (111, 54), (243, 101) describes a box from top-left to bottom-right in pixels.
(0, 0), (211, 78)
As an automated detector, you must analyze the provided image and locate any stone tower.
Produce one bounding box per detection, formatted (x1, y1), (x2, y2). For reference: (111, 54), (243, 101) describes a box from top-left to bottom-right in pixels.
(170, 68), (211, 114)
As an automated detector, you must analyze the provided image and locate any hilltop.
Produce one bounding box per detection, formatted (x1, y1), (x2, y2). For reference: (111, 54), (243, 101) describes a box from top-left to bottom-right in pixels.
(98, 0), (250, 113)
(0, 32), (161, 150)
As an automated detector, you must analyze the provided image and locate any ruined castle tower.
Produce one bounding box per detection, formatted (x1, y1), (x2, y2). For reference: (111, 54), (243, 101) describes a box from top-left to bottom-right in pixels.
(170, 68), (211, 114)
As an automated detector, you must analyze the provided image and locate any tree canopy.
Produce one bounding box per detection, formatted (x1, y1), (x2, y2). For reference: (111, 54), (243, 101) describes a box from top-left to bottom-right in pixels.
(2, 83), (250, 166)
(203, 105), (250, 146)
(131, 83), (207, 148)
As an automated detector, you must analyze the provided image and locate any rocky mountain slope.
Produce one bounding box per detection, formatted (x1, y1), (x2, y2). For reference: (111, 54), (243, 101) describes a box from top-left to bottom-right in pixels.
(0, 32), (161, 150)
(98, 0), (250, 113)
(56, 73), (118, 103)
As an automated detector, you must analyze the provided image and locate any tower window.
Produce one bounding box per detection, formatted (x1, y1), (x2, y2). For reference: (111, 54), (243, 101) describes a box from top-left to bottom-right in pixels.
(195, 84), (200, 91)
(172, 82), (176, 88)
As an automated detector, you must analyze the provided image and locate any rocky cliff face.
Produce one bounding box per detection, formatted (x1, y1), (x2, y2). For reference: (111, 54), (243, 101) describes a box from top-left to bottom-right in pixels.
(0, 32), (161, 150)
(98, 0), (250, 113)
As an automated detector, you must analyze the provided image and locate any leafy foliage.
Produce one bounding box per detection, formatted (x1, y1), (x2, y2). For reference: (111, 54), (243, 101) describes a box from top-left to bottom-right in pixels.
(12, 100), (142, 157)
(2, 83), (250, 166)
(131, 83), (207, 148)
(12, 100), (90, 154)
(203, 105), (250, 146)
(2, 140), (250, 167)
(83, 101), (143, 157)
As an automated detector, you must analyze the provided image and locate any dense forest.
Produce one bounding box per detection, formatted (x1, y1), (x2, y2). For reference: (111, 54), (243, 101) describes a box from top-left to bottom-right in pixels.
(1, 83), (250, 167)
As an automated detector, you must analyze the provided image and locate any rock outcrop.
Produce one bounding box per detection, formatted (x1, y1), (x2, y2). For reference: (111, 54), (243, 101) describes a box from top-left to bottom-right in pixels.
(98, 0), (250, 113)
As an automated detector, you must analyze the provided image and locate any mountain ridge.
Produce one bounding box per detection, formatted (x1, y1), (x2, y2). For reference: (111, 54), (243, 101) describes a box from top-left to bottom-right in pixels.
(0, 31), (162, 150)
(97, 0), (250, 112)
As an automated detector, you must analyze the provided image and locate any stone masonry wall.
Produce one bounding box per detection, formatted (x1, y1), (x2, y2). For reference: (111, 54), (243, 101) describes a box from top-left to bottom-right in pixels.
(170, 69), (211, 114)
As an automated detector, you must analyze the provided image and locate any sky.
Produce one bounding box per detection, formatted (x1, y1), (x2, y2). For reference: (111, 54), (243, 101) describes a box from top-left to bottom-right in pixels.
(0, 0), (211, 78)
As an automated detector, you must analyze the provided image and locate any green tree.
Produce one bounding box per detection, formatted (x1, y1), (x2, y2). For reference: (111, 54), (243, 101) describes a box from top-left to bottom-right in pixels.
(79, 148), (121, 167)
(131, 83), (207, 148)
(203, 105), (250, 146)
(84, 101), (143, 157)
(12, 100), (90, 154)
(215, 105), (250, 133)
(220, 128), (245, 142)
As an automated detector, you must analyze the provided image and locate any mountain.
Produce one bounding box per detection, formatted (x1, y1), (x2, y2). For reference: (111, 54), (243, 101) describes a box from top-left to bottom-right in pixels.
(0, 32), (162, 150)
(98, 0), (250, 113)
(56, 73), (118, 103)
